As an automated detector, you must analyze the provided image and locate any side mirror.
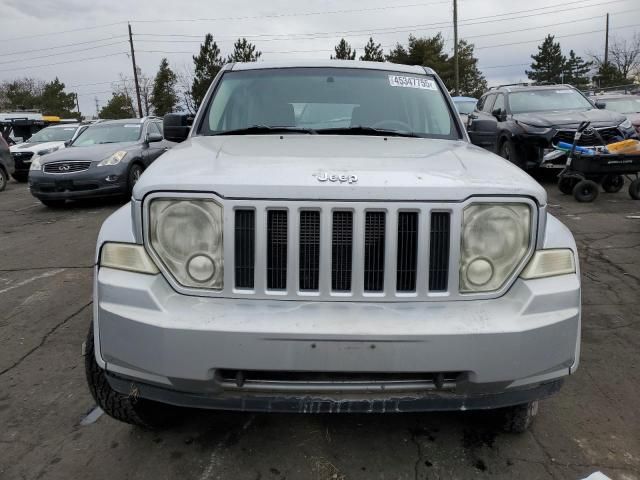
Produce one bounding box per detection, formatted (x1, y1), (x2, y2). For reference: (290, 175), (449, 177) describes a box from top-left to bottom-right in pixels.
(64, 140), (72, 147)
(146, 132), (163, 143)
(595, 101), (606, 110)
(492, 108), (506, 121)
(163, 113), (193, 142)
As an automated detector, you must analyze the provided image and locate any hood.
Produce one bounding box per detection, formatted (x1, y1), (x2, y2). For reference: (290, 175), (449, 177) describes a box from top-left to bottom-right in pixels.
(514, 109), (626, 129)
(39, 142), (136, 163)
(10, 141), (65, 154)
(624, 112), (640, 126)
(134, 136), (546, 205)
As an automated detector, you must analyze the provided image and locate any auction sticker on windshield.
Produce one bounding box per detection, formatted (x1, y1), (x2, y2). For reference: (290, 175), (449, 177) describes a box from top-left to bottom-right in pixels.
(388, 75), (437, 90)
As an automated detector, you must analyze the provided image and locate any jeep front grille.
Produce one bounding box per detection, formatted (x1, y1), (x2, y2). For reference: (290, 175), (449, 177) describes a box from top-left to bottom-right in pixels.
(232, 204), (453, 299)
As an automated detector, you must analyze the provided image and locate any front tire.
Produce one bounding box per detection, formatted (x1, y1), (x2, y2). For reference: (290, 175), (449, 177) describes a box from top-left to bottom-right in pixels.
(11, 172), (28, 183)
(0, 168), (7, 192)
(629, 178), (640, 200)
(499, 138), (525, 169)
(558, 176), (578, 195)
(602, 174), (624, 193)
(501, 401), (539, 433)
(84, 323), (174, 428)
(573, 179), (600, 203)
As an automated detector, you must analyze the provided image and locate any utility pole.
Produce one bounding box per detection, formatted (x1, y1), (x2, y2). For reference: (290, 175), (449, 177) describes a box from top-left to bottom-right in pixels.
(453, 0), (459, 96)
(604, 13), (610, 67)
(95, 97), (100, 118)
(74, 92), (81, 118)
(128, 22), (143, 118)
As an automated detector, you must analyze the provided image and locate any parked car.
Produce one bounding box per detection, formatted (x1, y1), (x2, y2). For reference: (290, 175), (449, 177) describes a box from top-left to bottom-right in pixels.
(29, 117), (174, 207)
(451, 96), (477, 126)
(0, 134), (15, 191)
(467, 84), (638, 169)
(594, 94), (640, 134)
(86, 61), (580, 433)
(9, 123), (88, 182)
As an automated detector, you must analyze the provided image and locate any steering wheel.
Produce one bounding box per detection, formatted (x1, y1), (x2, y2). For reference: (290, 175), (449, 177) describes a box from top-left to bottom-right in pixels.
(370, 119), (413, 132)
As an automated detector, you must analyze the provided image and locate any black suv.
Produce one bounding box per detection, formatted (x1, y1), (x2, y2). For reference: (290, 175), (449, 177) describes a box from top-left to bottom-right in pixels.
(467, 84), (638, 169)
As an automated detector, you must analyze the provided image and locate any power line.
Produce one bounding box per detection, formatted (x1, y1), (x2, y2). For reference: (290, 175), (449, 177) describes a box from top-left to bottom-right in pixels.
(0, 41), (128, 66)
(0, 36), (128, 58)
(0, 22), (124, 43)
(0, 52), (128, 74)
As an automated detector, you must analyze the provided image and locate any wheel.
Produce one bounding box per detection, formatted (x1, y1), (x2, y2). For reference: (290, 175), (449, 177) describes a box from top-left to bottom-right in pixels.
(499, 138), (525, 169)
(11, 172), (28, 182)
(501, 401), (539, 433)
(629, 178), (640, 200)
(573, 179), (600, 203)
(40, 199), (66, 208)
(126, 164), (144, 197)
(0, 168), (7, 192)
(558, 176), (579, 195)
(85, 323), (175, 428)
(602, 175), (624, 193)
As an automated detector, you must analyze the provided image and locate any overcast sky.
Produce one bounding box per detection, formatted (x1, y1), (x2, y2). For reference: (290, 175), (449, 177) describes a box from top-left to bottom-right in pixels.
(1, 0), (638, 116)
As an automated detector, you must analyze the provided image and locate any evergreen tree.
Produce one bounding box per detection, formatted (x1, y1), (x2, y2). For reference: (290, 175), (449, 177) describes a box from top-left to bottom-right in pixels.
(100, 93), (136, 119)
(385, 43), (410, 64)
(385, 34), (452, 85)
(593, 63), (627, 88)
(331, 39), (356, 60)
(526, 34), (566, 84)
(39, 78), (76, 117)
(359, 37), (384, 62)
(453, 40), (487, 98)
(150, 58), (179, 116)
(191, 34), (225, 109)
(1, 78), (43, 110)
(563, 50), (592, 89)
(227, 38), (262, 62)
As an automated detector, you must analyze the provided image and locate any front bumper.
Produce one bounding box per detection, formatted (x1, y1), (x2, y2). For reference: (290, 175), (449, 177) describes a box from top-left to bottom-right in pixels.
(95, 266), (581, 412)
(29, 165), (127, 200)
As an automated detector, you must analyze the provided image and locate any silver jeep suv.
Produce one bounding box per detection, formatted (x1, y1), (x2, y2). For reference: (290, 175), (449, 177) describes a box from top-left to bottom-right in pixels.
(86, 61), (581, 432)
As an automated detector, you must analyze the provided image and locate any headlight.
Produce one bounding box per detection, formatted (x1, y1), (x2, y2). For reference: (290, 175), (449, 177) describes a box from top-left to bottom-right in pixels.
(100, 243), (159, 274)
(520, 249), (575, 279)
(97, 150), (127, 167)
(620, 118), (633, 130)
(517, 122), (551, 135)
(148, 199), (223, 289)
(37, 146), (60, 156)
(460, 203), (531, 293)
(29, 155), (42, 171)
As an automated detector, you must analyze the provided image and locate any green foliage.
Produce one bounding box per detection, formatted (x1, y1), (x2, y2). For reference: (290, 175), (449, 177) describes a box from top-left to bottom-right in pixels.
(526, 35), (566, 84)
(331, 39), (356, 60)
(386, 34), (451, 82)
(453, 40), (487, 98)
(593, 63), (627, 88)
(227, 38), (262, 63)
(99, 93), (136, 119)
(563, 50), (592, 89)
(191, 34), (225, 109)
(359, 38), (384, 62)
(151, 58), (179, 116)
(0, 77), (77, 117)
(39, 78), (76, 117)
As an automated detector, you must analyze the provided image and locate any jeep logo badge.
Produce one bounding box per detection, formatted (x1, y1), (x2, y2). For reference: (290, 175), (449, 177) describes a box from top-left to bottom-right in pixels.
(315, 172), (358, 184)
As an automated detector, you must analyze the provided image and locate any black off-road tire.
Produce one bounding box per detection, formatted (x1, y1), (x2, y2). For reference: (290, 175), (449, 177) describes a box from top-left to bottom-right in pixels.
(0, 168), (7, 192)
(499, 138), (525, 170)
(558, 176), (579, 195)
(573, 179), (600, 203)
(602, 174), (624, 193)
(11, 172), (28, 182)
(84, 323), (174, 429)
(501, 401), (539, 433)
(629, 178), (640, 200)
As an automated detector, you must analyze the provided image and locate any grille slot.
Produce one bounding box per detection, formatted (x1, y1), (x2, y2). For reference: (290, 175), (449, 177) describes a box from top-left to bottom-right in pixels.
(299, 211), (320, 291)
(396, 212), (418, 292)
(267, 210), (288, 290)
(332, 211), (353, 292)
(234, 210), (255, 289)
(43, 161), (91, 173)
(364, 212), (386, 292)
(553, 127), (623, 147)
(429, 212), (450, 291)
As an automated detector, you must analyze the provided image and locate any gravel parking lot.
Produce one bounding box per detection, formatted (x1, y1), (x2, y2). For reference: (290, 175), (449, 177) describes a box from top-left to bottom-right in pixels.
(1, 178), (639, 480)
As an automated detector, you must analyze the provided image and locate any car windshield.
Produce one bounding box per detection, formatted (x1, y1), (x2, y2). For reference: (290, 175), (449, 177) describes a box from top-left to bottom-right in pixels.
(509, 89), (594, 114)
(602, 97), (640, 114)
(27, 126), (77, 143)
(199, 67), (459, 139)
(454, 100), (476, 114)
(72, 123), (142, 146)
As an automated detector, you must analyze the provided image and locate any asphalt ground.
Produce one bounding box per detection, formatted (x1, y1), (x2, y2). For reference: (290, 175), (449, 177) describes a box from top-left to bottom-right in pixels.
(1, 175), (639, 480)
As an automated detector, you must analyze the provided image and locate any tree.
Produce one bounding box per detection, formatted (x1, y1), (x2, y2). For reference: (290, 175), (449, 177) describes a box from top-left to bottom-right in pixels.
(39, 78), (76, 117)
(227, 38), (262, 63)
(385, 43), (410, 64)
(151, 58), (179, 116)
(360, 37), (384, 62)
(452, 40), (487, 98)
(0, 78), (44, 111)
(590, 34), (640, 82)
(526, 34), (566, 84)
(563, 50), (592, 89)
(385, 34), (452, 85)
(331, 39), (356, 60)
(99, 93), (136, 119)
(191, 34), (225, 109)
(593, 63), (627, 89)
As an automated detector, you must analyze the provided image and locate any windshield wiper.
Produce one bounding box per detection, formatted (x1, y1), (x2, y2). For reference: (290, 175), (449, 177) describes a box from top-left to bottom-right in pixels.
(212, 125), (317, 135)
(315, 126), (422, 138)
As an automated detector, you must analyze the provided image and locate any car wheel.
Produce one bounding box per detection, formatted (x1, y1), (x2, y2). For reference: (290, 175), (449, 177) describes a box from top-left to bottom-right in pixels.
(126, 164), (144, 197)
(499, 138), (525, 169)
(84, 323), (176, 429)
(629, 178), (640, 200)
(573, 179), (600, 203)
(11, 172), (28, 183)
(501, 401), (539, 433)
(0, 168), (7, 192)
(40, 199), (66, 208)
(558, 176), (579, 195)
(602, 175), (624, 193)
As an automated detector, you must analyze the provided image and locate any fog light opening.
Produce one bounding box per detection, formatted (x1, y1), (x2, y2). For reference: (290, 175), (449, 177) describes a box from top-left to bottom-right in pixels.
(105, 175), (119, 182)
(187, 254), (216, 283)
(466, 258), (494, 286)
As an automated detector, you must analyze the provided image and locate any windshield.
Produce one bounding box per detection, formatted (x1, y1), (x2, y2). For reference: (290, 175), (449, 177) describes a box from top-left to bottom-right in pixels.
(509, 89), (594, 114)
(454, 101), (476, 114)
(199, 68), (459, 139)
(27, 126), (77, 143)
(72, 123), (141, 146)
(602, 97), (640, 114)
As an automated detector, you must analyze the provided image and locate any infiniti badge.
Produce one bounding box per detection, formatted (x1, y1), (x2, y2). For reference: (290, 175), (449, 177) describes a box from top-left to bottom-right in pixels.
(58, 164), (70, 171)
